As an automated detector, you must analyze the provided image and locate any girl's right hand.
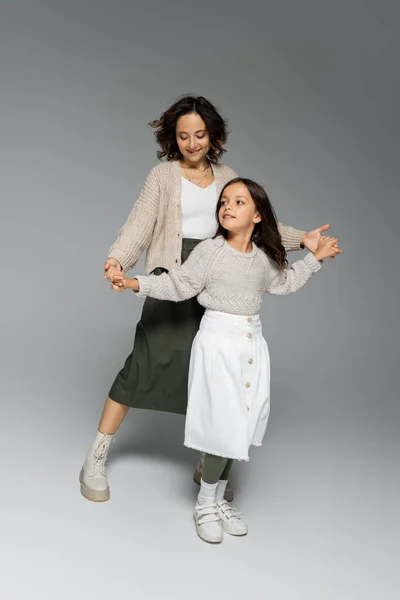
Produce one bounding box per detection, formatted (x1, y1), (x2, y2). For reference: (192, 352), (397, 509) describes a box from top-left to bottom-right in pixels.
(110, 274), (128, 291)
(111, 274), (139, 292)
(313, 236), (342, 262)
(104, 258), (122, 281)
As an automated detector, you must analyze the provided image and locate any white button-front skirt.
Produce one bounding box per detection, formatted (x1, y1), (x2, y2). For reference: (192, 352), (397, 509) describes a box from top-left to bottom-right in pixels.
(184, 309), (271, 461)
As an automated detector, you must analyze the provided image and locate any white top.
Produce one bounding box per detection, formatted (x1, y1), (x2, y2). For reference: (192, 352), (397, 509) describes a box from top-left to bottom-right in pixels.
(136, 236), (321, 316)
(181, 177), (218, 240)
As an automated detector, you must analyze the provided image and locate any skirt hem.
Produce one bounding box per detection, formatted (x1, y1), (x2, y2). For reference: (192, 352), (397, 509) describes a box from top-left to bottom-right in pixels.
(109, 391), (187, 415)
(184, 442), (250, 462)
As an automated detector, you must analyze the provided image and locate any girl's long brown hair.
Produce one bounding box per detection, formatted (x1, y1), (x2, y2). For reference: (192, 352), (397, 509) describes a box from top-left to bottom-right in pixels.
(214, 178), (288, 270)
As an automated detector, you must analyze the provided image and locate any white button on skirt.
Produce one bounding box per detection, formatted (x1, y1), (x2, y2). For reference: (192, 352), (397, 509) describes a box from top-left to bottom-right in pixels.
(184, 309), (271, 461)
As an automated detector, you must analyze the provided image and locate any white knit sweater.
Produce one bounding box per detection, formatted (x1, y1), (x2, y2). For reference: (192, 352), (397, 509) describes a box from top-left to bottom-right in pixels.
(108, 161), (307, 274)
(135, 237), (321, 316)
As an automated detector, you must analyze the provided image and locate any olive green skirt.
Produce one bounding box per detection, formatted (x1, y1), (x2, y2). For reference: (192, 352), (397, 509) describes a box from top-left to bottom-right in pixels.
(109, 238), (204, 415)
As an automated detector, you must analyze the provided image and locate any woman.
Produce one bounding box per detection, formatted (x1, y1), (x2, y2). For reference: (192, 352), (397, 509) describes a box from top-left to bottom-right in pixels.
(79, 95), (337, 503)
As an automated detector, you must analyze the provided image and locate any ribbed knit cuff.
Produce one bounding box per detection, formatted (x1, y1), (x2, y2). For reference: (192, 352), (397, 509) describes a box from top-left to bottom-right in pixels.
(107, 249), (131, 273)
(135, 275), (151, 297)
(281, 226), (307, 252)
(303, 252), (322, 273)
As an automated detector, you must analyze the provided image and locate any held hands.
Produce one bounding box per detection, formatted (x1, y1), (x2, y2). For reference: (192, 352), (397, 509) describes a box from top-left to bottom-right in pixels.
(110, 273), (139, 292)
(104, 258), (122, 282)
(313, 236), (342, 262)
(301, 224), (341, 259)
(104, 257), (140, 291)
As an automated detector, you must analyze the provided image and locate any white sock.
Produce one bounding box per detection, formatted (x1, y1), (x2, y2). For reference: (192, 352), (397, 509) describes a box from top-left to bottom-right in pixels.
(216, 480), (228, 501)
(197, 479), (218, 505)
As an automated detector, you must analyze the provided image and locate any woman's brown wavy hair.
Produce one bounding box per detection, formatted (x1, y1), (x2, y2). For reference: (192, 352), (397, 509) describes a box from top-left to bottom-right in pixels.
(149, 95), (229, 164)
(214, 178), (288, 270)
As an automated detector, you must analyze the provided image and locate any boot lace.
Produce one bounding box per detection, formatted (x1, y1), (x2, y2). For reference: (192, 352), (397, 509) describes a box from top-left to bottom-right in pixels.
(92, 434), (113, 475)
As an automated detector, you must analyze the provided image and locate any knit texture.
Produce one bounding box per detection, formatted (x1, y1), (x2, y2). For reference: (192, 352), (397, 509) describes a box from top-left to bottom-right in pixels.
(135, 237), (321, 316)
(108, 161), (306, 274)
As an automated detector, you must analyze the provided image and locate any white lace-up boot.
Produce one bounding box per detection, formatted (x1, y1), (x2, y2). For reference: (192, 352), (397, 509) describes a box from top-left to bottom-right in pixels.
(79, 431), (114, 502)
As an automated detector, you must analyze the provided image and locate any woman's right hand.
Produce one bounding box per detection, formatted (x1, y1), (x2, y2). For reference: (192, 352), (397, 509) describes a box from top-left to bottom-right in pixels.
(104, 257), (122, 281)
(313, 237), (342, 262)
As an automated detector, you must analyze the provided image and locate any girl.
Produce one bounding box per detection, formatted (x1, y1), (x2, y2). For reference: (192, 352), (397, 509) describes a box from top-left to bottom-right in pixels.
(110, 177), (340, 543)
(80, 94), (339, 505)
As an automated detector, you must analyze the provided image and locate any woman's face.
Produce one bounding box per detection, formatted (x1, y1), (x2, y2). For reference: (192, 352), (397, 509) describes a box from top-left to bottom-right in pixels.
(176, 112), (211, 165)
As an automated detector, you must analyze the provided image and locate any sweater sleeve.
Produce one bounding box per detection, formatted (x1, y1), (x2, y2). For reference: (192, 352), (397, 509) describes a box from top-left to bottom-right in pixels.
(265, 252), (321, 295)
(107, 167), (160, 272)
(278, 223), (307, 252)
(134, 239), (214, 302)
(224, 166), (238, 179)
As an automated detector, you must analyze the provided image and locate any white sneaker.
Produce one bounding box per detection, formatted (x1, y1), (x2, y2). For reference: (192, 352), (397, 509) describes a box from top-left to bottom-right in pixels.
(216, 500), (248, 536)
(79, 431), (113, 502)
(194, 502), (223, 543)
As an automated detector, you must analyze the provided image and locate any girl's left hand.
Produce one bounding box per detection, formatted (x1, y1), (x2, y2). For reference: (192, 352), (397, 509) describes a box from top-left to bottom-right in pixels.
(313, 236), (342, 262)
(302, 224), (340, 259)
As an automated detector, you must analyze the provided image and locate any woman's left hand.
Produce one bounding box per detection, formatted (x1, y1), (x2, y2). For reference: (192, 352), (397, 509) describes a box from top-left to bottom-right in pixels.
(301, 224), (340, 259)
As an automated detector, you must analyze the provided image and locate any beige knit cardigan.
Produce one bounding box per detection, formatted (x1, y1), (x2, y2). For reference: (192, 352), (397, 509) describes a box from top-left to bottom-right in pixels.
(108, 160), (306, 274)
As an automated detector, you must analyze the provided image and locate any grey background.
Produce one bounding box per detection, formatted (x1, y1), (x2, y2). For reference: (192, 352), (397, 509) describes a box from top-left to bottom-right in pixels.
(1, 0), (399, 598)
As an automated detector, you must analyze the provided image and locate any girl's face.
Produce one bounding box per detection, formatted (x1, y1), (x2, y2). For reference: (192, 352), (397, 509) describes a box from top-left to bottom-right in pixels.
(176, 113), (211, 164)
(218, 182), (261, 233)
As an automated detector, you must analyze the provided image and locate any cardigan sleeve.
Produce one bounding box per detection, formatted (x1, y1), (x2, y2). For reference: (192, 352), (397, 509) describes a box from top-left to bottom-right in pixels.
(278, 223), (307, 252)
(107, 167), (160, 272)
(134, 239), (214, 302)
(265, 252), (321, 295)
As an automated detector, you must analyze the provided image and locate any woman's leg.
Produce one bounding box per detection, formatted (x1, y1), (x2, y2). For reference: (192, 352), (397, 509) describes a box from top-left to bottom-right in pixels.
(80, 397), (129, 502)
(98, 396), (129, 434)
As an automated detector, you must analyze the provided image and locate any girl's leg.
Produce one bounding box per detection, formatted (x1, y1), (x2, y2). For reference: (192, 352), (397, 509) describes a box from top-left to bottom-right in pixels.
(197, 456), (234, 501)
(215, 459), (233, 501)
(220, 459), (234, 480)
(194, 454), (228, 544)
(201, 454), (230, 484)
(80, 397), (129, 502)
(193, 454), (234, 502)
(199, 454), (248, 538)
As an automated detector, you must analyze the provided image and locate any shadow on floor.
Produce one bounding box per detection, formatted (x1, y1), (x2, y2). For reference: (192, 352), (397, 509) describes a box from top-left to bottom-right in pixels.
(106, 409), (198, 469)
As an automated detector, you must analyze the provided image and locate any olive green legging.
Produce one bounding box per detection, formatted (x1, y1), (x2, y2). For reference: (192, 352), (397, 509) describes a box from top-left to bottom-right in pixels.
(202, 454), (234, 484)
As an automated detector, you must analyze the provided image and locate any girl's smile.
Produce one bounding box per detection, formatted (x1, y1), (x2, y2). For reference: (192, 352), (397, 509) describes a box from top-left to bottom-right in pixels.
(222, 209), (235, 220)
